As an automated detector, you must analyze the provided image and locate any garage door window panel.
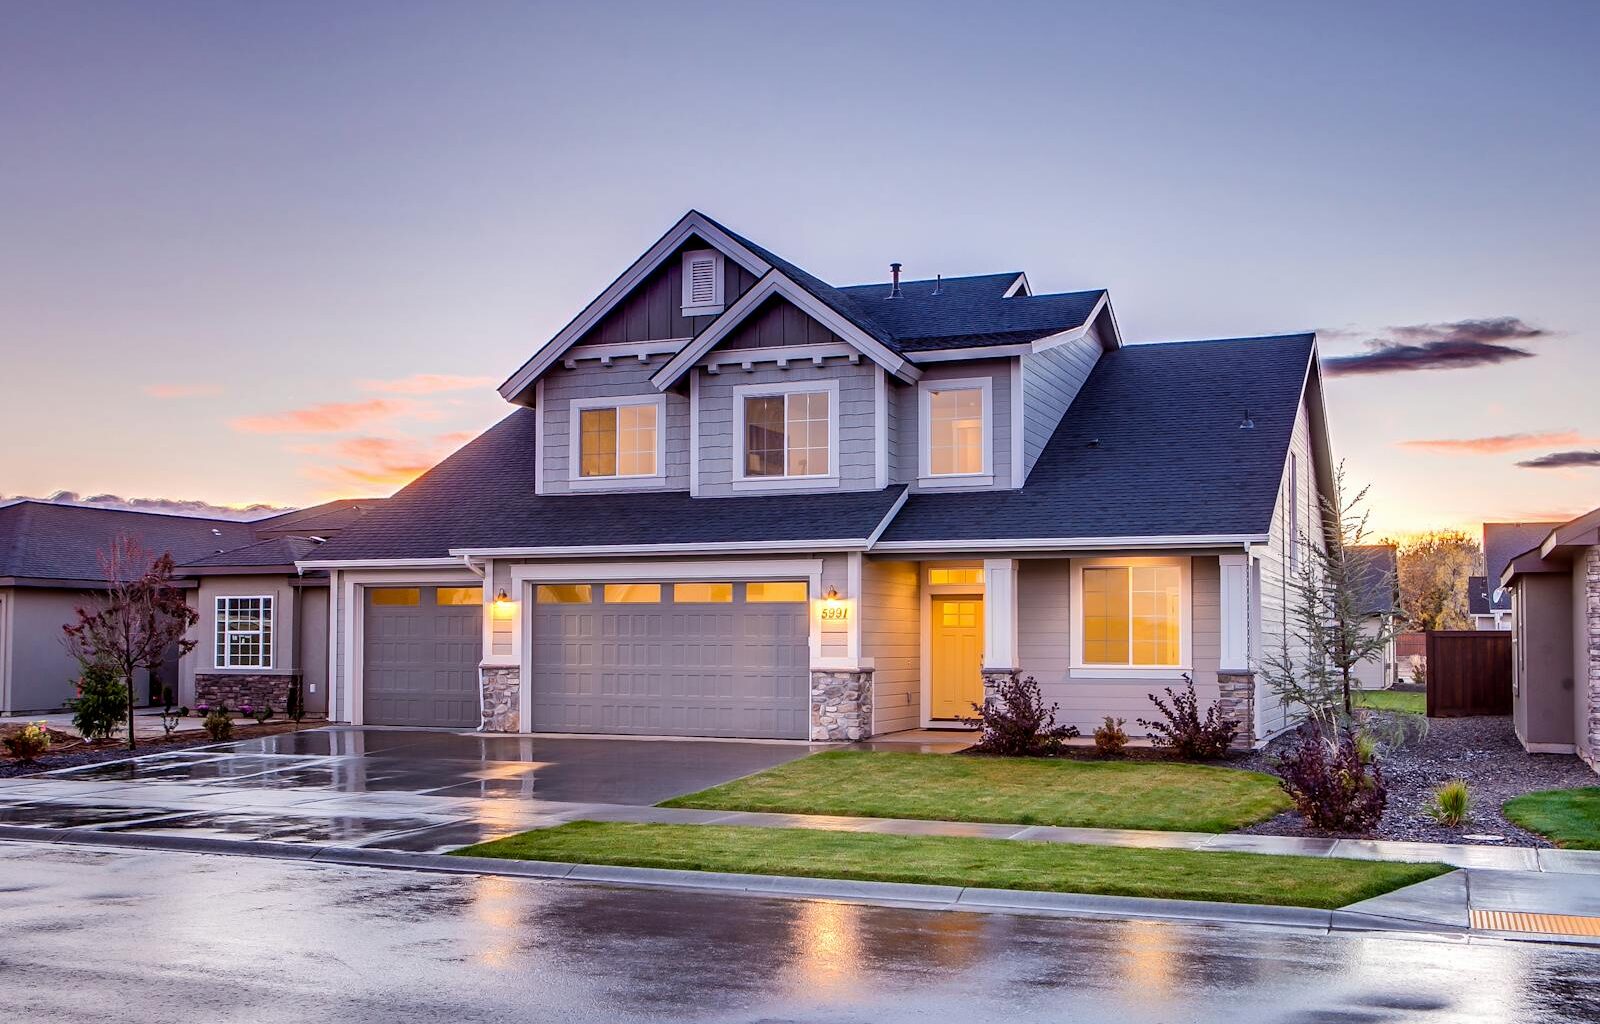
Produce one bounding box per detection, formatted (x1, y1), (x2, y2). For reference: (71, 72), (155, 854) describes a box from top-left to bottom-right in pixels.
(604, 583), (661, 604)
(538, 584), (593, 604)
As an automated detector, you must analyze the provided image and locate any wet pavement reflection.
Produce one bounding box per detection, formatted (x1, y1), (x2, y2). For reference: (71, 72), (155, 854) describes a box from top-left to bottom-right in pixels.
(2, 840), (1594, 1023)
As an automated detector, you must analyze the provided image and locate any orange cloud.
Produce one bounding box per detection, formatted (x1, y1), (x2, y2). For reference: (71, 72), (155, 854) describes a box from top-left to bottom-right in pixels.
(230, 399), (434, 434)
(299, 432), (474, 493)
(358, 373), (495, 395)
(144, 383), (223, 399)
(1398, 430), (1591, 455)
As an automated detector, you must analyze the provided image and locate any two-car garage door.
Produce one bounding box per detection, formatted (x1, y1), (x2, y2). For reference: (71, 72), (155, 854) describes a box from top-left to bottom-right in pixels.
(530, 580), (810, 739)
(361, 579), (810, 738)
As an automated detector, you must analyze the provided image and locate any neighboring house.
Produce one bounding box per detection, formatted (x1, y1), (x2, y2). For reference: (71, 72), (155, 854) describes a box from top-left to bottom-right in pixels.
(1475, 522), (1560, 630)
(1500, 506), (1600, 770)
(0, 499), (378, 715)
(299, 210), (1336, 747)
(1348, 544), (1398, 690)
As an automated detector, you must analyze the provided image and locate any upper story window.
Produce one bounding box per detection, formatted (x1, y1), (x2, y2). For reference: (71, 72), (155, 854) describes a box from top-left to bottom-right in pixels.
(735, 383), (836, 485)
(919, 377), (991, 483)
(681, 249), (724, 317)
(571, 396), (662, 483)
(215, 595), (272, 669)
(1071, 558), (1190, 675)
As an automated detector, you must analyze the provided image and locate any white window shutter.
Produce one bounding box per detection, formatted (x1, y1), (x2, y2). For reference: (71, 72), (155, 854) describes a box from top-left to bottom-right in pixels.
(682, 250), (722, 311)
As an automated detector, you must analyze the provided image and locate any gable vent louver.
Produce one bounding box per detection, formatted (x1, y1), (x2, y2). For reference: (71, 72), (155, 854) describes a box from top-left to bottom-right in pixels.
(682, 250), (722, 313)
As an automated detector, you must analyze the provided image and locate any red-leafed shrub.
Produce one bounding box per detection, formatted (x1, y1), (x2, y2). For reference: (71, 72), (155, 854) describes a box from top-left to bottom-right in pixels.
(1275, 722), (1387, 833)
(964, 675), (1079, 756)
(1137, 674), (1237, 760)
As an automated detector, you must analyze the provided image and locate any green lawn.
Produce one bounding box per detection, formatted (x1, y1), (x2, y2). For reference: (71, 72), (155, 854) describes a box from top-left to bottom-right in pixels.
(659, 750), (1291, 833)
(453, 821), (1450, 910)
(1353, 690), (1426, 714)
(1503, 788), (1600, 849)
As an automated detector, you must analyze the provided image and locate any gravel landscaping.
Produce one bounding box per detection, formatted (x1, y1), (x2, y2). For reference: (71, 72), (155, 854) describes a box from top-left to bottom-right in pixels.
(0, 721), (313, 779)
(1236, 713), (1598, 847)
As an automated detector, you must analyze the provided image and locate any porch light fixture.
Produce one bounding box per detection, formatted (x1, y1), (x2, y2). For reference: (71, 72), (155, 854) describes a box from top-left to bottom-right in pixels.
(495, 588), (510, 604)
(824, 586), (839, 602)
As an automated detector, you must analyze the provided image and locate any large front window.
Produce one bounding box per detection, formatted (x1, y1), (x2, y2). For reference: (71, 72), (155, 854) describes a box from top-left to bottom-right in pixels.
(579, 402), (658, 478)
(215, 596), (273, 669)
(743, 390), (830, 478)
(1081, 565), (1182, 667)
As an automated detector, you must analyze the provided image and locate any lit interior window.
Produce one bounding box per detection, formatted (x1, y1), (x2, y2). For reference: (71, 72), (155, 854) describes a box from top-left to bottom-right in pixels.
(1082, 566), (1181, 667)
(744, 391), (829, 478)
(928, 388), (984, 475)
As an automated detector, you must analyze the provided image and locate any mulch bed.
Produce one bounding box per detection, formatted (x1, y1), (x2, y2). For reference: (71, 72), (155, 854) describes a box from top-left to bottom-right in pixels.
(0, 720), (315, 779)
(1234, 713), (1598, 847)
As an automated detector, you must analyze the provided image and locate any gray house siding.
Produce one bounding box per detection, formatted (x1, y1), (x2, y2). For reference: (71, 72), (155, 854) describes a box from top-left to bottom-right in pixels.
(0, 586), (160, 713)
(1020, 325), (1104, 480)
(539, 355), (691, 494)
(579, 239), (758, 346)
(695, 360), (879, 496)
(861, 559), (920, 733)
(905, 358), (1014, 491)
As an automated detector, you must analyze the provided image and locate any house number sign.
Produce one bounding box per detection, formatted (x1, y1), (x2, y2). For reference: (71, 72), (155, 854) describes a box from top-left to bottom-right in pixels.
(820, 605), (849, 622)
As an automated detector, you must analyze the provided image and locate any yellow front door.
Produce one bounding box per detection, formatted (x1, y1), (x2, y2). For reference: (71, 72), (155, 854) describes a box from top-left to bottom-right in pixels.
(931, 596), (984, 719)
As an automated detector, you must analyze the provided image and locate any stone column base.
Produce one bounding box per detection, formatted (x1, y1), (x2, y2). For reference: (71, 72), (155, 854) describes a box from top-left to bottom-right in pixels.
(980, 669), (1020, 707)
(195, 673), (296, 712)
(1216, 670), (1256, 750)
(811, 669), (873, 741)
(480, 666), (521, 732)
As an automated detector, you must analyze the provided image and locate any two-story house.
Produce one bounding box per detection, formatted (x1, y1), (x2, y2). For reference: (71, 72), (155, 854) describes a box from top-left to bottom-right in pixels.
(300, 211), (1333, 746)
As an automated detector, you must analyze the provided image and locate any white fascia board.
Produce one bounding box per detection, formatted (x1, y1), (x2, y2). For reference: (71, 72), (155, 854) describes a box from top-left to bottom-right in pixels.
(650, 270), (918, 391)
(907, 344), (1035, 363)
(295, 557), (466, 570)
(450, 539), (873, 558)
(498, 212), (771, 401)
(864, 487), (910, 548)
(1002, 273), (1031, 298)
(870, 534), (1267, 553)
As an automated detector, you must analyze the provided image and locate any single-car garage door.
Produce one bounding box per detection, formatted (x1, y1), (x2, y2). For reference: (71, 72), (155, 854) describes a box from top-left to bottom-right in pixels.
(363, 585), (482, 727)
(530, 580), (809, 739)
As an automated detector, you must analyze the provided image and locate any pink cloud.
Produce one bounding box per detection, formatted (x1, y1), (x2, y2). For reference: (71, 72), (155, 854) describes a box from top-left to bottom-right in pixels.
(143, 383), (223, 399)
(1398, 430), (1591, 455)
(298, 432), (474, 493)
(230, 399), (434, 434)
(358, 373), (495, 395)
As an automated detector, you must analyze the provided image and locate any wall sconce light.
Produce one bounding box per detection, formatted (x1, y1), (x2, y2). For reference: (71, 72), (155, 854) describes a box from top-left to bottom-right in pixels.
(491, 587), (514, 619)
(824, 586), (839, 602)
(494, 588), (510, 604)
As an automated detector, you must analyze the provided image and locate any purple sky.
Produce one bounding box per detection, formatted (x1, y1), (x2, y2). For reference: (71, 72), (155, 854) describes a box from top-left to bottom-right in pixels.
(3, 0), (1597, 536)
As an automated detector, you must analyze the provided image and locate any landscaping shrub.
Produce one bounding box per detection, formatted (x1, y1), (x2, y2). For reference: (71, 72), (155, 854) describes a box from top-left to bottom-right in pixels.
(66, 664), (127, 743)
(251, 703), (272, 724)
(159, 705), (188, 739)
(2, 722), (51, 762)
(203, 705), (233, 742)
(1274, 722), (1387, 833)
(963, 675), (1079, 756)
(1093, 716), (1128, 757)
(1427, 779), (1470, 827)
(1137, 674), (1237, 760)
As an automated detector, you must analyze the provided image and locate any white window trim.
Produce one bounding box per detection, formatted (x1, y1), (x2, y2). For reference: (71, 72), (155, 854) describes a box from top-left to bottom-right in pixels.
(680, 248), (725, 317)
(214, 594), (274, 670)
(918, 376), (994, 488)
(566, 394), (668, 489)
(1288, 452), (1301, 572)
(1068, 556), (1192, 679)
(730, 379), (841, 491)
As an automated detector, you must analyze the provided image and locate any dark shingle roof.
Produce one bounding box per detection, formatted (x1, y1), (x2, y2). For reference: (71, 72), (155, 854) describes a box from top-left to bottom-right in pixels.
(178, 536), (324, 570)
(1348, 544), (1398, 616)
(301, 410), (908, 561)
(0, 502), (260, 582)
(878, 334), (1315, 544)
(1483, 522), (1559, 609)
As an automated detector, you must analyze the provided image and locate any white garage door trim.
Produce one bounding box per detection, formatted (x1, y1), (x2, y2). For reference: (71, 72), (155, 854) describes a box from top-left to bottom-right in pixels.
(337, 568), (483, 727)
(508, 559), (827, 729)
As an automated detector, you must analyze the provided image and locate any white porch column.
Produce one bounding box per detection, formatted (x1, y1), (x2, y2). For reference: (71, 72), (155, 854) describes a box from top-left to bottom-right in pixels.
(982, 558), (1020, 671)
(1219, 551), (1250, 672)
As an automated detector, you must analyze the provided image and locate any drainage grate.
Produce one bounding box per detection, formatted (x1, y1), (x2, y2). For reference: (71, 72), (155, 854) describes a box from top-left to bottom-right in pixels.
(1471, 909), (1600, 937)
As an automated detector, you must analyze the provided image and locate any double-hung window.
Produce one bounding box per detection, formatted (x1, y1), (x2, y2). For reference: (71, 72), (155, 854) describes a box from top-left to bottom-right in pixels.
(738, 386), (833, 481)
(215, 596), (272, 669)
(920, 377), (990, 482)
(1073, 559), (1189, 673)
(573, 398), (661, 480)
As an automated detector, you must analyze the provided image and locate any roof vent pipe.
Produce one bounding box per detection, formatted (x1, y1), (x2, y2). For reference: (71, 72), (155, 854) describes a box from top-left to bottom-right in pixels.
(888, 262), (903, 298)
(932, 274), (942, 296)
(1240, 407), (1255, 430)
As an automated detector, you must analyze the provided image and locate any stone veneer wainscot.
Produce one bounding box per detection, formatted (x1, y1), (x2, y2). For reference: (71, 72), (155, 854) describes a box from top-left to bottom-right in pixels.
(194, 673), (296, 711)
(811, 669), (873, 741)
(480, 666), (521, 732)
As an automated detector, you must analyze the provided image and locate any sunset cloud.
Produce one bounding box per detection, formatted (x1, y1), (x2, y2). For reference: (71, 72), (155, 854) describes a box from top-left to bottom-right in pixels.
(1516, 450), (1600, 469)
(1399, 430), (1591, 455)
(358, 373), (495, 395)
(1, 490), (284, 519)
(299, 432), (475, 492)
(143, 383), (223, 399)
(1324, 317), (1548, 376)
(230, 398), (434, 434)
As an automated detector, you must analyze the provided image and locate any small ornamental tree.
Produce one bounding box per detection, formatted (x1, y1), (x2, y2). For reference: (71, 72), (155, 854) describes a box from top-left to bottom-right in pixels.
(62, 536), (198, 751)
(1261, 462), (1396, 722)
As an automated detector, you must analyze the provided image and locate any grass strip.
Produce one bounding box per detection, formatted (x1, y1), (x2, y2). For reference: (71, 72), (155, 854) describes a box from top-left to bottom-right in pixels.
(453, 821), (1450, 910)
(1504, 788), (1600, 850)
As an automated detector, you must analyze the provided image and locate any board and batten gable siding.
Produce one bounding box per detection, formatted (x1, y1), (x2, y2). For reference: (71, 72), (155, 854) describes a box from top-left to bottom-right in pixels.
(695, 360), (879, 495)
(1252, 391), (1323, 740)
(861, 559), (920, 733)
(899, 358), (1015, 490)
(1019, 325), (1105, 480)
(539, 355), (691, 494)
(717, 295), (846, 350)
(1017, 556), (1222, 735)
(577, 239), (759, 346)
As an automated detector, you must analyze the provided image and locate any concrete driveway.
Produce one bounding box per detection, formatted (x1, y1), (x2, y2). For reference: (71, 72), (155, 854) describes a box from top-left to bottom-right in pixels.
(0, 727), (818, 853)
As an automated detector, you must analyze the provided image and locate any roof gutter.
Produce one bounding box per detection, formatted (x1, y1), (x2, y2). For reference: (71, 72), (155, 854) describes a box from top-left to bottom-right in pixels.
(870, 533), (1268, 554)
(449, 539), (875, 558)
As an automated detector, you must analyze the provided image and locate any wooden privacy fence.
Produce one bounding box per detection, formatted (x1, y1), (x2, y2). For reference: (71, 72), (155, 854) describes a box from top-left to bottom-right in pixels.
(1425, 630), (1512, 717)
